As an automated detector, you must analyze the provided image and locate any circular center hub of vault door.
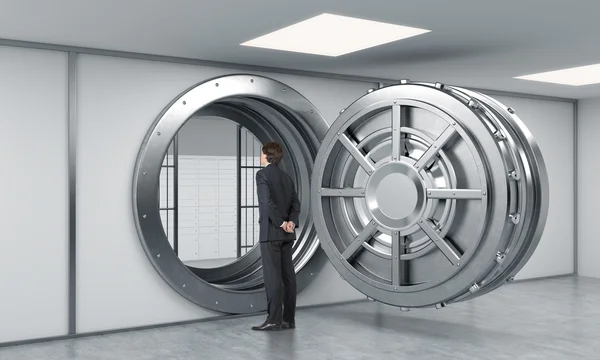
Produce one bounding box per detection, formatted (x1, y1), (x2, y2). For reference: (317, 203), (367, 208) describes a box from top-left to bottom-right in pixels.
(365, 162), (425, 229)
(376, 173), (418, 218)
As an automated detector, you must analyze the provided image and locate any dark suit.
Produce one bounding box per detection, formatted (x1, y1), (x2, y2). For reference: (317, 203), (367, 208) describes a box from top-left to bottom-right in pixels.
(256, 163), (300, 325)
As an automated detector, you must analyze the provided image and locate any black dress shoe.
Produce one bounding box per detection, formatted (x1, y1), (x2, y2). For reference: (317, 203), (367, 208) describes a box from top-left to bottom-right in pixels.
(282, 321), (295, 329)
(251, 322), (281, 331)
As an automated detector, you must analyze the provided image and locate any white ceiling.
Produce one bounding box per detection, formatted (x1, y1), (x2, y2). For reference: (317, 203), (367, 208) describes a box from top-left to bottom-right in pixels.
(1, 0), (599, 99)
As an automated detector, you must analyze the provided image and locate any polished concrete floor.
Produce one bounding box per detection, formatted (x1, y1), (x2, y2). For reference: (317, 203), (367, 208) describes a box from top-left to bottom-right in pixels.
(1, 276), (599, 360)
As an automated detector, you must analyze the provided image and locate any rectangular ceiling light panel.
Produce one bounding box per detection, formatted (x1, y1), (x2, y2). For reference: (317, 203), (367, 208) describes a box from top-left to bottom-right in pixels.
(515, 64), (600, 86)
(241, 13), (430, 57)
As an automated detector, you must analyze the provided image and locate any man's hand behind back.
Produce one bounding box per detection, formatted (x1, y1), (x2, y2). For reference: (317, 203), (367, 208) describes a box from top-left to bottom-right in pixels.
(285, 221), (295, 233)
(280, 221), (295, 233)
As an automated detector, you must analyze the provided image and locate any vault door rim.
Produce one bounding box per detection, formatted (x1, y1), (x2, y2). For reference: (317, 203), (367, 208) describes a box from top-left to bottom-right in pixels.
(133, 74), (329, 314)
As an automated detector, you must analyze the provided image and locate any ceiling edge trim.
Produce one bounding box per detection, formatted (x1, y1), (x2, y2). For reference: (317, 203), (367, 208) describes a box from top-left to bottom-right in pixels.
(0, 37), (576, 103)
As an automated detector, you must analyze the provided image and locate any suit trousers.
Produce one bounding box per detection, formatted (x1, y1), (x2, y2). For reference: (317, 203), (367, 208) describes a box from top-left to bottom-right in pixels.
(260, 240), (297, 324)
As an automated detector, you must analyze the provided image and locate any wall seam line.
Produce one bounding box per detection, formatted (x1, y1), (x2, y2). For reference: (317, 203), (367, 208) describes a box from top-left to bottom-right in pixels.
(573, 100), (579, 275)
(67, 51), (78, 335)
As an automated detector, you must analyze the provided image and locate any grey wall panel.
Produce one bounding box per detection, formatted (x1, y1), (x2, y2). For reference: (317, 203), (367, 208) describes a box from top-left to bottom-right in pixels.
(296, 256), (364, 306)
(250, 72), (374, 122)
(577, 98), (600, 278)
(76, 54), (370, 332)
(491, 95), (575, 279)
(0, 46), (69, 342)
(178, 117), (238, 156)
(76, 55), (225, 333)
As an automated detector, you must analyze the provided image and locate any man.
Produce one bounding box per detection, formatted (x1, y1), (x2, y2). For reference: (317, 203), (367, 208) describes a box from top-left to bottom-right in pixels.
(251, 142), (300, 331)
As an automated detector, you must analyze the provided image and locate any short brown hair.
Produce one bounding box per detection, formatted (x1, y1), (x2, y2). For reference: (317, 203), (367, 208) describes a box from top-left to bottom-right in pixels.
(262, 142), (284, 164)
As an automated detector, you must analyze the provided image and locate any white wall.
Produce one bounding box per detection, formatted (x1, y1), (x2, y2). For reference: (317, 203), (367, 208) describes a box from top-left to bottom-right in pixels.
(74, 54), (575, 333)
(178, 117), (238, 156)
(0, 44), (577, 344)
(577, 97), (600, 278)
(0, 46), (69, 343)
(491, 95), (575, 279)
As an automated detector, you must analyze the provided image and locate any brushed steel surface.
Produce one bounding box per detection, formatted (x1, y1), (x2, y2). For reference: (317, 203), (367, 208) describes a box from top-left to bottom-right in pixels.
(365, 162), (425, 229)
(311, 82), (549, 308)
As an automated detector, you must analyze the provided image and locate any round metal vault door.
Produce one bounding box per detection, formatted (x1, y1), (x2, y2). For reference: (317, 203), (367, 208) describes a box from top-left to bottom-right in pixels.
(311, 81), (549, 308)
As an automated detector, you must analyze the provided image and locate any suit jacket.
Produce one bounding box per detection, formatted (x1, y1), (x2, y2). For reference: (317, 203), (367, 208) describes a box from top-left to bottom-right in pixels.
(256, 163), (300, 242)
